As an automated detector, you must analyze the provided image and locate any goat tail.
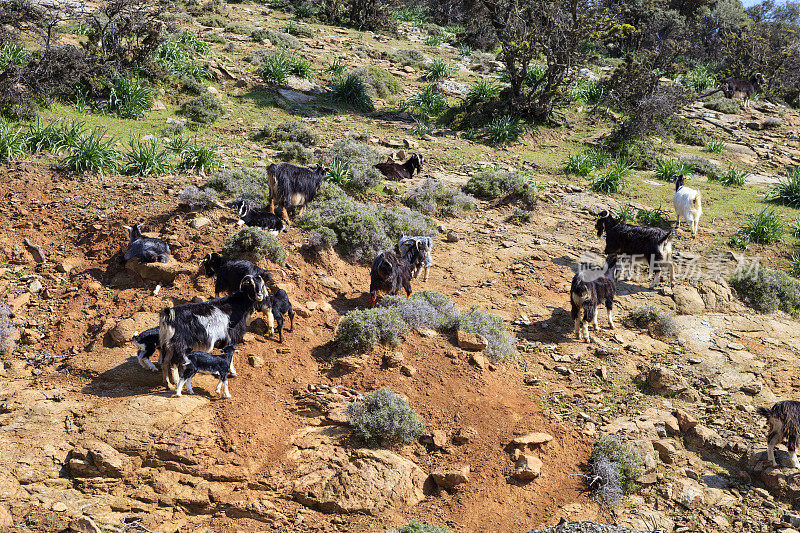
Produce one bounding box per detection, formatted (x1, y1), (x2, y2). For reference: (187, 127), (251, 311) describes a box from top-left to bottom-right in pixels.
(757, 406), (772, 418)
(692, 193), (702, 209)
(158, 307), (176, 346)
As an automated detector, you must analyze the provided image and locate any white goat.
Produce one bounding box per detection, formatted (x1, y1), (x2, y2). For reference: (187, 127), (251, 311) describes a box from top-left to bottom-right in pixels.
(672, 175), (702, 238)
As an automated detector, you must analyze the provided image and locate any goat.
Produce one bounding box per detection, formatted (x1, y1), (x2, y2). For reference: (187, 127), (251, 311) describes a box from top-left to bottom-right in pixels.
(268, 289), (295, 343)
(396, 235), (434, 282)
(238, 202), (287, 235)
(374, 153), (424, 181)
(198, 252), (273, 298)
(702, 73), (764, 111)
(570, 255), (618, 343)
(758, 400), (800, 469)
(369, 251), (413, 308)
(596, 210), (674, 287)
(672, 175), (702, 238)
(122, 223), (170, 264)
(176, 345), (236, 398)
(132, 327), (160, 372)
(158, 275), (267, 390)
(267, 163), (327, 224)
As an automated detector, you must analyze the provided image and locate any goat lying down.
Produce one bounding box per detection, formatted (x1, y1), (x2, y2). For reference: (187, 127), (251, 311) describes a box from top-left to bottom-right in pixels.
(570, 255), (617, 343)
(122, 223), (170, 264)
(199, 252), (273, 298)
(369, 251), (413, 308)
(133, 327), (160, 372)
(672, 175), (702, 238)
(267, 162), (326, 223)
(596, 210), (674, 287)
(237, 202), (287, 235)
(396, 235), (434, 282)
(758, 400), (800, 469)
(176, 345), (236, 398)
(159, 275), (267, 390)
(374, 153), (423, 181)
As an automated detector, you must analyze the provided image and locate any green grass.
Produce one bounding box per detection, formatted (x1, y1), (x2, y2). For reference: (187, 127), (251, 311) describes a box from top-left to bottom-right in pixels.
(404, 84), (448, 116)
(59, 128), (119, 174)
(0, 120), (27, 161)
(704, 139), (725, 153)
(590, 160), (630, 193)
(653, 158), (690, 182)
(732, 208), (784, 247)
(180, 140), (220, 174)
(123, 136), (172, 176)
(564, 148), (609, 176)
(710, 165), (748, 187)
(636, 206), (671, 228)
(425, 59), (453, 81)
(486, 115), (522, 145)
(768, 167), (800, 208)
(108, 76), (154, 119)
(330, 74), (374, 112)
(467, 79), (501, 103)
(679, 65), (717, 93)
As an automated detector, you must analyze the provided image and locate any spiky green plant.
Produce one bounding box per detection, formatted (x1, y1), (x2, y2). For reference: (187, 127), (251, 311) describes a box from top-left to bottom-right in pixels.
(618, 204), (636, 224)
(486, 115), (522, 145)
(710, 165), (748, 187)
(108, 76), (154, 119)
(467, 79), (501, 103)
(411, 116), (432, 137)
(0, 120), (26, 161)
(330, 74), (374, 112)
(425, 59), (453, 81)
(0, 43), (29, 70)
(325, 59), (346, 78)
(768, 167), (800, 208)
(260, 52), (293, 85)
(733, 208), (784, 246)
(653, 158), (691, 182)
(124, 136), (172, 176)
(60, 128), (119, 174)
(590, 160), (630, 193)
(704, 139), (725, 153)
(326, 157), (351, 186)
(180, 140), (220, 174)
(404, 84), (448, 116)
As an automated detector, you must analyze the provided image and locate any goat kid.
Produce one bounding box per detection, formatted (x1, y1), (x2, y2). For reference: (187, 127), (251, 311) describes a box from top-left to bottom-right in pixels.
(396, 235), (434, 281)
(672, 175), (702, 238)
(596, 210), (674, 288)
(267, 163), (327, 223)
(369, 251), (413, 308)
(176, 345), (236, 398)
(132, 327), (160, 372)
(267, 288), (295, 343)
(570, 255), (618, 343)
(158, 275), (267, 390)
(122, 223), (170, 264)
(374, 153), (424, 181)
(758, 401), (800, 469)
(199, 252), (273, 298)
(238, 202), (287, 235)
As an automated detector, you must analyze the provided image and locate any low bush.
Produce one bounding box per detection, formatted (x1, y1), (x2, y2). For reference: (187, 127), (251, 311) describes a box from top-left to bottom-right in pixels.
(569, 78), (604, 105)
(308, 227), (338, 250)
(256, 120), (316, 147)
(222, 227), (287, 265)
(590, 160), (630, 194)
(206, 167), (270, 204)
(350, 66), (401, 98)
(396, 522), (449, 533)
(768, 167), (800, 208)
(181, 93), (224, 124)
(391, 49), (428, 69)
(625, 305), (678, 338)
(178, 185), (222, 209)
(459, 306), (516, 362)
(464, 169), (523, 199)
(507, 207), (532, 225)
(681, 154), (721, 176)
(403, 176), (477, 216)
(425, 59), (453, 81)
(666, 116), (710, 146)
(653, 158), (690, 182)
(318, 139), (383, 191)
(403, 85), (448, 116)
(276, 141), (313, 163)
(336, 308), (409, 352)
(60, 128), (118, 174)
(709, 165), (748, 187)
(0, 302), (17, 353)
(0, 120), (26, 161)
(590, 436), (645, 509)
(733, 209), (784, 247)
(345, 387), (424, 446)
(379, 291), (461, 331)
(108, 76), (154, 119)
(225, 24), (254, 35)
(704, 97), (740, 114)
(466, 79), (501, 104)
(251, 31), (301, 51)
(731, 266), (800, 315)
(330, 74), (374, 112)
(485, 115), (523, 145)
(285, 21), (314, 37)
(179, 141), (220, 174)
(123, 136), (171, 176)
(198, 14), (226, 27)
(679, 65), (717, 93)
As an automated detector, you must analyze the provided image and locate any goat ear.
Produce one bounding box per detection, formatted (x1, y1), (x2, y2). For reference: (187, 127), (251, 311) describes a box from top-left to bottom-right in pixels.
(598, 209), (609, 218)
(240, 275), (254, 291)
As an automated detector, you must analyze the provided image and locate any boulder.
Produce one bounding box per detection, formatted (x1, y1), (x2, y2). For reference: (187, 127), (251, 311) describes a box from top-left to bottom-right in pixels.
(69, 440), (139, 478)
(674, 409), (698, 433)
(653, 439), (683, 465)
(70, 517), (102, 533)
(383, 352), (404, 367)
(512, 454), (542, 480)
(108, 312), (159, 347)
(512, 432), (554, 448)
(673, 286), (705, 315)
(453, 426), (477, 445)
(335, 356), (364, 372)
(458, 330), (488, 351)
(647, 366), (699, 402)
(125, 258), (194, 284)
(436, 79), (470, 96)
(431, 465), (470, 489)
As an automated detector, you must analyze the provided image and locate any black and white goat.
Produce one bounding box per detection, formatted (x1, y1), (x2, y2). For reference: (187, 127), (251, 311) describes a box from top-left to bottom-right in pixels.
(374, 153), (424, 181)
(176, 345), (236, 398)
(758, 400), (800, 469)
(132, 327), (160, 372)
(672, 175), (702, 238)
(570, 255), (618, 343)
(122, 223), (170, 264)
(267, 163), (327, 224)
(369, 251), (413, 308)
(238, 202), (287, 235)
(596, 210), (674, 287)
(158, 275), (268, 390)
(396, 235), (434, 282)
(199, 252), (273, 298)
(703, 73), (764, 111)
(268, 288), (294, 343)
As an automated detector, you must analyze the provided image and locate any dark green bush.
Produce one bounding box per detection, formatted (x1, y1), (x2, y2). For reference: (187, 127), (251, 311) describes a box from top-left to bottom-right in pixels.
(463, 169), (537, 209)
(330, 74), (374, 112)
(730, 266), (800, 315)
(768, 167), (800, 208)
(181, 93), (224, 124)
(351, 66), (401, 98)
(256, 120), (316, 146)
(336, 308), (409, 352)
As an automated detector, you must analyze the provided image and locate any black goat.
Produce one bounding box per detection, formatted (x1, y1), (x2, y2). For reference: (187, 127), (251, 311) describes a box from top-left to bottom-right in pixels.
(596, 210), (674, 287)
(267, 163), (327, 224)
(758, 400), (800, 469)
(238, 203), (287, 235)
(570, 255), (617, 343)
(198, 252), (273, 298)
(702, 73), (764, 111)
(268, 289), (294, 343)
(122, 223), (170, 264)
(369, 251), (413, 308)
(374, 153), (423, 181)
(132, 326), (160, 372)
(176, 345), (236, 398)
(158, 275), (268, 390)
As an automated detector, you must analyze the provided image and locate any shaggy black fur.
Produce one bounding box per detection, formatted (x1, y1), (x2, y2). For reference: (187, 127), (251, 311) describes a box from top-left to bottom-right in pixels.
(570, 255), (618, 342)
(176, 345), (236, 398)
(198, 252), (273, 298)
(374, 153), (424, 181)
(267, 162), (327, 223)
(158, 275), (267, 390)
(238, 203), (287, 234)
(758, 400), (800, 468)
(122, 223), (170, 264)
(702, 73), (764, 108)
(133, 326), (160, 371)
(269, 288), (295, 343)
(369, 251), (413, 308)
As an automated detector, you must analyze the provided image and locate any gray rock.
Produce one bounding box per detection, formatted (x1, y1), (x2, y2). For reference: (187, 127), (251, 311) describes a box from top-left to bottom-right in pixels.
(526, 522), (647, 533)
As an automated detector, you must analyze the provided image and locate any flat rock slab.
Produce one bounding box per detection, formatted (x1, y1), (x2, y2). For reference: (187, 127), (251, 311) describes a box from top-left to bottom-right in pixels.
(278, 88), (316, 104)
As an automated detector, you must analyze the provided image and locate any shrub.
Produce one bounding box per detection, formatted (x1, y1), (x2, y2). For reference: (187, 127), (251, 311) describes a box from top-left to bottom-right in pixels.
(625, 305), (678, 338)
(392, 6), (427, 23)
(425, 59), (453, 81)
(276, 141), (313, 163)
(108, 76), (154, 119)
(709, 165), (748, 187)
(0, 302), (17, 353)
(330, 74), (374, 112)
(467, 79), (501, 104)
(485, 115), (523, 145)
(590, 160), (630, 193)
(345, 387), (424, 446)
(180, 141), (220, 173)
(667, 116), (710, 146)
(681, 154), (721, 176)
(679, 65), (717, 93)
(459, 306), (516, 362)
(350, 66), (401, 98)
(206, 167), (270, 203)
(379, 290), (461, 331)
(222, 227), (287, 265)
(590, 436), (645, 509)
(768, 167), (800, 208)
(124, 136), (172, 176)
(391, 49), (428, 69)
(507, 207), (532, 224)
(730, 266), (800, 315)
(157, 33), (210, 81)
(178, 185), (221, 209)
(318, 139), (383, 191)
(181, 93), (224, 124)
(308, 227), (338, 250)
(704, 97), (739, 114)
(653, 158), (690, 182)
(404, 85), (448, 116)
(198, 14), (226, 27)
(285, 21), (313, 37)
(0, 120), (26, 161)
(225, 24), (255, 35)
(251, 31), (301, 52)
(734, 209), (784, 246)
(336, 308), (409, 352)
(256, 121), (316, 147)
(397, 522), (449, 533)
(704, 139), (725, 153)
(564, 148), (609, 176)
(464, 169), (528, 200)
(404, 176), (477, 216)
(60, 128), (118, 174)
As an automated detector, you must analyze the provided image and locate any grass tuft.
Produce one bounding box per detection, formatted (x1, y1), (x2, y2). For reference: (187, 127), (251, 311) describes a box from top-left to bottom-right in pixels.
(59, 128), (118, 174)
(768, 167), (800, 208)
(124, 136), (172, 176)
(590, 160), (630, 193)
(330, 73), (374, 112)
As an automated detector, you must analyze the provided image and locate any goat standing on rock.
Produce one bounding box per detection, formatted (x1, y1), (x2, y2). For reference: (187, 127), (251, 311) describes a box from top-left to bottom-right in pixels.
(374, 153), (423, 181)
(702, 73), (764, 111)
(672, 174), (702, 238)
(571, 255), (618, 343)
